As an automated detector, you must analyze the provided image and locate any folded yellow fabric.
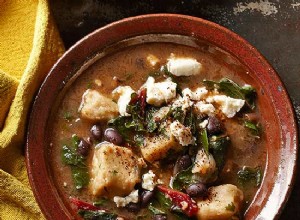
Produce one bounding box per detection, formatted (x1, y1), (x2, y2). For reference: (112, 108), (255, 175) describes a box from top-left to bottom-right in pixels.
(0, 0), (65, 219)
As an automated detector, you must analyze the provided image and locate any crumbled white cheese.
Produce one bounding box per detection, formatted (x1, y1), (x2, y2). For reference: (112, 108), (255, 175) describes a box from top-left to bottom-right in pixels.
(182, 87), (208, 101)
(113, 190), (139, 207)
(206, 95), (245, 118)
(192, 148), (216, 177)
(94, 79), (102, 87)
(166, 57), (202, 76)
(170, 120), (194, 146)
(112, 86), (135, 116)
(194, 101), (216, 115)
(147, 54), (160, 67)
(145, 77), (177, 106)
(172, 96), (194, 112)
(142, 170), (161, 191)
(199, 119), (209, 128)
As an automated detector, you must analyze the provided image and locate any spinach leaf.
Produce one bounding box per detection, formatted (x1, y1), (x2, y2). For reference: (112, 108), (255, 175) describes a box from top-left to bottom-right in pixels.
(172, 166), (197, 191)
(61, 135), (89, 189)
(199, 129), (209, 155)
(237, 166), (262, 187)
(244, 120), (260, 136)
(78, 210), (117, 220)
(209, 135), (230, 170)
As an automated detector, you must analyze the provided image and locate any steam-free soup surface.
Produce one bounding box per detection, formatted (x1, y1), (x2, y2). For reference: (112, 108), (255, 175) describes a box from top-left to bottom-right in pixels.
(49, 42), (266, 220)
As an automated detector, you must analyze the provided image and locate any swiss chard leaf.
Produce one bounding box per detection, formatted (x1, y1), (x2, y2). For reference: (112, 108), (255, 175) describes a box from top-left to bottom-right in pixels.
(146, 107), (158, 133)
(209, 135), (230, 170)
(108, 116), (132, 141)
(61, 135), (89, 189)
(71, 166), (89, 190)
(237, 166), (262, 187)
(93, 198), (108, 207)
(203, 78), (256, 109)
(184, 109), (196, 135)
(134, 134), (144, 146)
(78, 209), (117, 220)
(148, 204), (166, 215)
(172, 166), (197, 191)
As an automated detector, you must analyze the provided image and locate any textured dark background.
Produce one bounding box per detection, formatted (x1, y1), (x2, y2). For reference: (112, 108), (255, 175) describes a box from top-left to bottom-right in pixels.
(50, 0), (300, 219)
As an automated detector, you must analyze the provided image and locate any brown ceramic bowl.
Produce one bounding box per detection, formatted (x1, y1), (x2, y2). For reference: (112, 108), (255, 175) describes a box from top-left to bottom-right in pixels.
(26, 14), (298, 220)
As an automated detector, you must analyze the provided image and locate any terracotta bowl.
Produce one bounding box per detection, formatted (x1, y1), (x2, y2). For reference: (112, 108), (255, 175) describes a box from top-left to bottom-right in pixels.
(26, 14), (298, 220)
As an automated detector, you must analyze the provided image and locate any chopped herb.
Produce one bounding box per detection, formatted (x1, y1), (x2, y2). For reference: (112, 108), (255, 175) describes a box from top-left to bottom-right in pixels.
(93, 198), (108, 206)
(78, 209), (117, 220)
(244, 120), (260, 136)
(199, 129), (209, 155)
(209, 135), (230, 170)
(225, 202), (236, 212)
(237, 166), (262, 187)
(172, 166), (197, 191)
(112, 170), (118, 175)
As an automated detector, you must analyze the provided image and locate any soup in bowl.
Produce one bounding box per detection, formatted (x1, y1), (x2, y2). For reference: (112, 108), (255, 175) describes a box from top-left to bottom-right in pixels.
(26, 14), (298, 220)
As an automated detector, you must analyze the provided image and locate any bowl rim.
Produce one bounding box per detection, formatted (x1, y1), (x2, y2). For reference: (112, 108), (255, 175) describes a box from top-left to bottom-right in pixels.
(26, 13), (298, 220)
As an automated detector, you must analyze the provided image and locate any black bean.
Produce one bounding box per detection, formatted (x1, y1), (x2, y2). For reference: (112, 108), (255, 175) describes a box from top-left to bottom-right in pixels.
(186, 183), (208, 198)
(173, 155), (192, 175)
(207, 116), (223, 135)
(125, 202), (140, 213)
(153, 214), (167, 220)
(90, 124), (102, 140)
(140, 190), (155, 207)
(77, 139), (90, 156)
(104, 128), (123, 145)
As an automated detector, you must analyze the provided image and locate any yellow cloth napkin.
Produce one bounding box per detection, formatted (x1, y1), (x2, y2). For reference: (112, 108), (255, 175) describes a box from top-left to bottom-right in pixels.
(0, 0), (65, 219)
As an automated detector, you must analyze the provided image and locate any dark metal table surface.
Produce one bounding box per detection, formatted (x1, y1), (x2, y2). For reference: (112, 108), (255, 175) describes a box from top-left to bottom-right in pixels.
(50, 0), (300, 219)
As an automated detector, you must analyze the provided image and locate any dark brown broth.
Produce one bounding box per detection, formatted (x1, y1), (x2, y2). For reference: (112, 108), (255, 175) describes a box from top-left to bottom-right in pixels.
(49, 42), (266, 219)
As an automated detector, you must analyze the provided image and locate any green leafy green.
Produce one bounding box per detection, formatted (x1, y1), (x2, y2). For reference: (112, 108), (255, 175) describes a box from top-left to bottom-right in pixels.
(148, 204), (166, 215)
(78, 210), (117, 220)
(237, 166), (262, 187)
(153, 191), (172, 212)
(93, 198), (108, 206)
(172, 166), (197, 190)
(209, 135), (230, 170)
(134, 134), (145, 146)
(244, 120), (260, 136)
(71, 166), (89, 190)
(225, 202), (236, 212)
(61, 135), (89, 189)
(146, 107), (158, 133)
(184, 109), (196, 135)
(199, 129), (209, 155)
(171, 107), (185, 124)
(203, 78), (256, 109)
(108, 116), (132, 141)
